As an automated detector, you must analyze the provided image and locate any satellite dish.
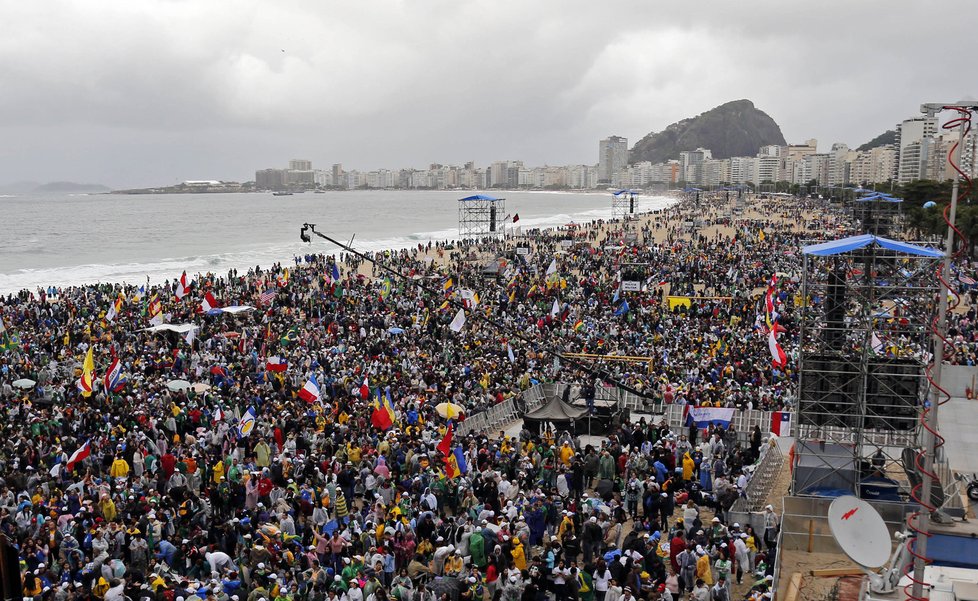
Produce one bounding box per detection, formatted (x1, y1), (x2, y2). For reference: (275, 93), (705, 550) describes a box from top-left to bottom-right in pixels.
(828, 496), (891, 568)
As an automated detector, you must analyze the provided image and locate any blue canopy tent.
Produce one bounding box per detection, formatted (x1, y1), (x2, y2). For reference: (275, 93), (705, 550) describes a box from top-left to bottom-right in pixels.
(802, 234), (942, 258)
(612, 189), (640, 196)
(459, 194), (501, 201)
(855, 193), (903, 203)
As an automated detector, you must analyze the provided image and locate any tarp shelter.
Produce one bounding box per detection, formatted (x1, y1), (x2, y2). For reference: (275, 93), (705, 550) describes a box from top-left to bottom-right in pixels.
(523, 395), (587, 435)
(459, 194), (501, 201)
(802, 234), (943, 258)
(143, 323), (199, 334)
(855, 193), (902, 203)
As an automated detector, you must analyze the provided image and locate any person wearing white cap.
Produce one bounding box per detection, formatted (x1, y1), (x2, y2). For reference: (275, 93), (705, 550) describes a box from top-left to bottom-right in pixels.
(733, 533), (751, 584)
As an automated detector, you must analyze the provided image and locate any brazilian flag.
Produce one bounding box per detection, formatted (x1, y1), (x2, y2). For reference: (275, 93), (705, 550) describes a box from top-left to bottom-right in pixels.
(280, 327), (299, 347)
(0, 333), (20, 352)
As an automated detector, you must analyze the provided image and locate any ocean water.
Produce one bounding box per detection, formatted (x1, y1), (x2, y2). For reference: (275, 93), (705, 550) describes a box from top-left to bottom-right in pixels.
(0, 190), (675, 294)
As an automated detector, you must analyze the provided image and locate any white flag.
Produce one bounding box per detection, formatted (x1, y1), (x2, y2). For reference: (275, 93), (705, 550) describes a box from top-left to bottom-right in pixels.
(0, 317), (5, 335)
(551, 299), (560, 316)
(546, 259), (557, 276)
(871, 332), (884, 353)
(184, 326), (197, 346)
(507, 343), (515, 364)
(449, 309), (466, 333)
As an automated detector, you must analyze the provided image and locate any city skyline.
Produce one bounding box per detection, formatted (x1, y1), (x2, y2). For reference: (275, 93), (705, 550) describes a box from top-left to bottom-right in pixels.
(1, 1), (975, 188)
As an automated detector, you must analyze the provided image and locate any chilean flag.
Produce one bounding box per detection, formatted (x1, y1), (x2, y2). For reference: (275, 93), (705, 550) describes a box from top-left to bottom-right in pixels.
(265, 356), (288, 372)
(66, 440), (91, 472)
(771, 411), (792, 436)
(201, 291), (219, 313)
(299, 375), (320, 404)
(175, 271), (191, 300)
(768, 330), (787, 368)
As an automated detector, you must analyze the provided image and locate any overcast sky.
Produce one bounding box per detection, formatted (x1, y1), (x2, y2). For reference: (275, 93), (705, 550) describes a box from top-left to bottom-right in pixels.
(1, 0), (974, 188)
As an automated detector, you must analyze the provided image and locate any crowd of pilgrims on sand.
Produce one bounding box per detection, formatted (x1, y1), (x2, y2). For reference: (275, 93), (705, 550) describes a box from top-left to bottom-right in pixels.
(0, 194), (938, 601)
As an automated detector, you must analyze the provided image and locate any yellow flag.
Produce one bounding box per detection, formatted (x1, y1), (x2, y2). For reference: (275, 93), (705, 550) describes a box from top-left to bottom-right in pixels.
(79, 346), (95, 398)
(758, 230), (766, 242)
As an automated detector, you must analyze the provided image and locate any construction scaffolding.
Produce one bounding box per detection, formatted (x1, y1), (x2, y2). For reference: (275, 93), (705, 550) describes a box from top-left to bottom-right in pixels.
(849, 193), (904, 236)
(793, 234), (942, 496)
(611, 189), (639, 220)
(458, 194), (505, 239)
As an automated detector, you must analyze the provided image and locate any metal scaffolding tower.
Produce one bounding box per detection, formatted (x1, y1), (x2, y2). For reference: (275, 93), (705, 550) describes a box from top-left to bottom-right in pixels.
(458, 194), (505, 239)
(849, 193), (904, 236)
(792, 234), (942, 496)
(612, 189), (639, 220)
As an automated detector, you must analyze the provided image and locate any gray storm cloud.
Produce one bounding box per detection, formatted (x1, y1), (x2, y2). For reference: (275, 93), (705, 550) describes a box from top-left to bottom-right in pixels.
(0, 0), (973, 188)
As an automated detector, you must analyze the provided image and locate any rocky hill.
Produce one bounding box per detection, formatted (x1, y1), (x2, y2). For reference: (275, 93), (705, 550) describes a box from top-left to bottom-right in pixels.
(629, 99), (786, 164)
(856, 130), (898, 151)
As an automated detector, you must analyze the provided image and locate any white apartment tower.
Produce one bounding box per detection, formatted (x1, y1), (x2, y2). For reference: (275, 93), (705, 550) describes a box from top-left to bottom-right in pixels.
(598, 136), (628, 184)
(896, 117), (938, 183)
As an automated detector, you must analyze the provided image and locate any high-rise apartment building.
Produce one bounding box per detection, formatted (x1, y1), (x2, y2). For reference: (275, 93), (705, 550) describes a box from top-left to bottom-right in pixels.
(896, 117), (938, 183)
(289, 159), (312, 171)
(598, 136), (628, 184)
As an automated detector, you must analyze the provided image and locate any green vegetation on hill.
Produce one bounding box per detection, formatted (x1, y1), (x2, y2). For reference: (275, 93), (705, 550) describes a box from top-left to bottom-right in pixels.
(629, 99), (787, 164)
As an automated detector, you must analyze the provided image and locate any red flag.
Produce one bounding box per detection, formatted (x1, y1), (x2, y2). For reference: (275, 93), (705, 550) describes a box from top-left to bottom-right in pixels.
(437, 422), (454, 457)
(768, 330), (787, 368)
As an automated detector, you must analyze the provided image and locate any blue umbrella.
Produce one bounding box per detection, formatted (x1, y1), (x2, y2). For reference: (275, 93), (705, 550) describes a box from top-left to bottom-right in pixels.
(388, 327), (405, 334)
(923, 201), (937, 209)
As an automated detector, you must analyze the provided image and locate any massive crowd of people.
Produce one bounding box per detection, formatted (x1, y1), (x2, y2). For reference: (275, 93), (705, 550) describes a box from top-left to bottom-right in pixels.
(0, 193), (965, 601)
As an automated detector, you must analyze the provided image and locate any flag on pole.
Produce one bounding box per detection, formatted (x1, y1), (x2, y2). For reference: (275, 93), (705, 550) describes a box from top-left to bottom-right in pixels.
(66, 440), (91, 472)
(512, 213), (519, 223)
(103, 355), (123, 393)
(507, 343), (515, 364)
(770, 411), (792, 436)
(359, 377), (370, 400)
(184, 327), (197, 346)
(546, 259), (557, 276)
(299, 374), (321, 403)
(78, 346), (95, 398)
(265, 356), (288, 372)
(871, 332), (884, 354)
(105, 294), (124, 323)
(449, 309), (466, 333)
(551, 299), (560, 316)
(238, 406), (257, 437)
(201, 291), (219, 313)
(437, 421), (454, 456)
(331, 263), (341, 282)
(371, 389), (394, 430)
(444, 446), (468, 479)
(259, 289), (277, 306)
(614, 300), (630, 316)
(768, 330), (787, 368)
(175, 271), (191, 300)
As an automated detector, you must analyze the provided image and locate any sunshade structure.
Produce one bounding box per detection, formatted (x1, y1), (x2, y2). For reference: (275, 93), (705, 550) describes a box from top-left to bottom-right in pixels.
(802, 234), (943, 258)
(522, 395), (587, 434)
(166, 379), (192, 392)
(855, 193), (902, 203)
(458, 194), (501, 202)
(12, 378), (36, 389)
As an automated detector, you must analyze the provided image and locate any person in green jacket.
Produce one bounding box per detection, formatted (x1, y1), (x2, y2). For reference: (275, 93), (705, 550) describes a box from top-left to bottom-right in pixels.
(469, 529), (487, 569)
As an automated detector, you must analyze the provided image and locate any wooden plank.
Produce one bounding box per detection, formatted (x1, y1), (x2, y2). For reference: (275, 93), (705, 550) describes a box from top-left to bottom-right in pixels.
(809, 568), (864, 577)
(782, 572), (803, 601)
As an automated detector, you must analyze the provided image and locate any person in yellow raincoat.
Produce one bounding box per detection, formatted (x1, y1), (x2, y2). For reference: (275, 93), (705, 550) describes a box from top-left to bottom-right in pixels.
(682, 452), (695, 483)
(98, 493), (117, 522)
(696, 549), (713, 586)
(511, 537), (527, 571)
(212, 459), (225, 485)
(109, 455), (130, 478)
(559, 441), (575, 467)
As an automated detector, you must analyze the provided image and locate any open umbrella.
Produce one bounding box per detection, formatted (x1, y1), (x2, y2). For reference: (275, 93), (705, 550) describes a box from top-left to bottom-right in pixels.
(435, 402), (464, 419)
(191, 382), (211, 393)
(166, 379), (192, 392)
(12, 378), (36, 389)
(388, 327), (405, 335)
